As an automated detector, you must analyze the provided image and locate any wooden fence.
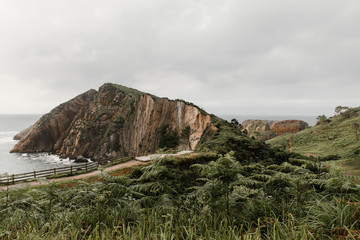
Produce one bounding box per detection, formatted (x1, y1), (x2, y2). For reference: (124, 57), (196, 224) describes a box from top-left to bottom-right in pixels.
(0, 157), (122, 185)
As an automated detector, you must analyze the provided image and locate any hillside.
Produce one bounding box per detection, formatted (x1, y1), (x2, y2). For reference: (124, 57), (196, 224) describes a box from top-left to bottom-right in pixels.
(2, 126), (359, 239)
(268, 107), (360, 182)
(4, 88), (360, 239)
(268, 107), (360, 159)
(3, 100), (360, 238)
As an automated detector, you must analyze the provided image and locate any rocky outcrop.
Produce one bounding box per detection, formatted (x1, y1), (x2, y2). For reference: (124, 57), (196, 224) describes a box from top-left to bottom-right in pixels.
(11, 83), (215, 160)
(242, 120), (276, 140)
(11, 89), (97, 153)
(270, 120), (309, 136)
(241, 119), (308, 141)
(13, 125), (34, 140)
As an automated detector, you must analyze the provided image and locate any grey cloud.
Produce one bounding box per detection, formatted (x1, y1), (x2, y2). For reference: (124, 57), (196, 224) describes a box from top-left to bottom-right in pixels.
(0, 0), (359, 116)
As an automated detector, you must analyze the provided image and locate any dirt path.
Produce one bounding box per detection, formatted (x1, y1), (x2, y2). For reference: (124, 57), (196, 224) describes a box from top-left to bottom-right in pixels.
(135, 150), (193, 161)
(0, 160), (147, 191)
(0, 151), (193, 191)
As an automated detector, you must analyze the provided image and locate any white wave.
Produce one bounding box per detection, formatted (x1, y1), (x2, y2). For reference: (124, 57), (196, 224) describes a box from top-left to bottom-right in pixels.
(16, 152), (78, 167)
(0, 131), (18, 144)
(0, 138), (17, 144)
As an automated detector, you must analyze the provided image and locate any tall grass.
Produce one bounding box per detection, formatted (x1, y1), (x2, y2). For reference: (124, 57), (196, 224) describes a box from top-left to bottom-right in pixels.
(1, 150), (359, 239)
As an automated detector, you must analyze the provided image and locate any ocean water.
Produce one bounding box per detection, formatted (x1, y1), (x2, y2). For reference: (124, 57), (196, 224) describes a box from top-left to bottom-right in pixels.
(0, 115), (76, 175)
(219, 115), (317, 126)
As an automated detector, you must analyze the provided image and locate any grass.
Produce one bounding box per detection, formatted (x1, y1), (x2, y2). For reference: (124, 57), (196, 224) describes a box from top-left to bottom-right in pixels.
(339, 158), (360, 176)
(324, 158), (360, 185)
(0, 150), (359, 239)
(268, 114), (360, 158)
(1, 109), (360, 239)
(103, 83), (159, 100)
(268, 110), (360, 186)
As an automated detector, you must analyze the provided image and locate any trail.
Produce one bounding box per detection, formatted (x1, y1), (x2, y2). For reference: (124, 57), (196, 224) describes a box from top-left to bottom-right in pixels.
(0, 150), (193, 191)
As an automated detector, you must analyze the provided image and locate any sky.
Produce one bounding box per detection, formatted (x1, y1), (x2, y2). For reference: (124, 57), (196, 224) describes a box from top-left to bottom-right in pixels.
(0, 0), (359, 117)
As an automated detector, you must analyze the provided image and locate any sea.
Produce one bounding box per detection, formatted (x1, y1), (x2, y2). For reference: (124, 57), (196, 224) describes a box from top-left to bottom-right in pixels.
(219, 115), (317, 126)
(0, 114), (317, 175)
(0, 114), (76, 175)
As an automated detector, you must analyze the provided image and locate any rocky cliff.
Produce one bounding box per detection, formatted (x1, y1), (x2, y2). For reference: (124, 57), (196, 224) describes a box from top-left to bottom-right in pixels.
(11, 83), (215, 160)
(241, 119), (308, 141)
(241, 120), (276, 140)
(270, 120), (309, 136)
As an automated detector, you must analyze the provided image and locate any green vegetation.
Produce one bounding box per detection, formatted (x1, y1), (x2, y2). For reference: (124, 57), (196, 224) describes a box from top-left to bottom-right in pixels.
(199, 115), (285, 166)
(268, 107), (360, 159)
(113, 114), (125, 129)
(268, 106), (360, 187)
(102, 83), (143, 99)
(180, 125), (191, 139)
(1, 114), (360, 239)
(1, 149), (359, 239)
(3, 106), (360, 239)
(102, 83), (159, 100)
(158, 124), (180, 149)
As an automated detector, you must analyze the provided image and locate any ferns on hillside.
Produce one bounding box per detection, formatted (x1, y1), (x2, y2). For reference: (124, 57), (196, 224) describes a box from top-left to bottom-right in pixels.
(0, 150), (359, 239)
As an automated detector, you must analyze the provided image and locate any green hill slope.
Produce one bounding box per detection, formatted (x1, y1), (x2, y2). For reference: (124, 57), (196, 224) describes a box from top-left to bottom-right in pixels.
(268, 107), (360, 158)
(268, 107), (360, 182)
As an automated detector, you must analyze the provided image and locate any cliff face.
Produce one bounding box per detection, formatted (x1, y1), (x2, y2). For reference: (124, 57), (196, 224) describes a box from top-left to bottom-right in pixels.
(242, 120), (276, 140)
(270, 120), (309, 136)
(241, 119), (308, 141)
(11, 83), (214, 160)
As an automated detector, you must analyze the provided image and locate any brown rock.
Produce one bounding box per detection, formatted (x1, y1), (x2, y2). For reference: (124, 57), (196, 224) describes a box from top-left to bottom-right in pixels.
(241, 120), (276, 140)
(13, 125), (34, 140)
(10, 89), (97, 153)
(270, 120), (308, 136)
(242, 119), (308, 140)
(10, 83), (215, 160)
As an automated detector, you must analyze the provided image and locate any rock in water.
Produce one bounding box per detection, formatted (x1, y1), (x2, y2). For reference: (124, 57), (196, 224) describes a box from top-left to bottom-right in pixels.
(75, 155), (88, 163)
(11, 83), (214, 160)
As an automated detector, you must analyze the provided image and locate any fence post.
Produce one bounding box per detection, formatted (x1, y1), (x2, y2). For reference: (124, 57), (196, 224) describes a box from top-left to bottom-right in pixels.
(71, 166), (73, 175)
(12, 175), (15, 184)
(54, 168), (56, 175)
(86, 163), (88, 172)
(34, 171), (36, 178)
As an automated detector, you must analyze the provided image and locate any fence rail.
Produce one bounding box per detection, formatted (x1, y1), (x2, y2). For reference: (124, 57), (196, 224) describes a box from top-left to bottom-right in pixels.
(0, 156), (123, 185)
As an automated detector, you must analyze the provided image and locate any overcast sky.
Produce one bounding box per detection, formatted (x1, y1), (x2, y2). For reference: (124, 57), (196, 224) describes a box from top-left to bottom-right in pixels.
(0, 0), (359, 117)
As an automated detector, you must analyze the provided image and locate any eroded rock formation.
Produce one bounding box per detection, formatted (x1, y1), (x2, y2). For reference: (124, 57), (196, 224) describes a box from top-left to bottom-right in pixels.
(11, 83), (215, 160)
(241, 119), (308, 141)
(270, 120), (309, 136)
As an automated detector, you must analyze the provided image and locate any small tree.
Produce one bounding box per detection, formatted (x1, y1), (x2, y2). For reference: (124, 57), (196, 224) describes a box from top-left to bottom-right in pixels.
(230, 118), (239, 128)
(335, 106), (349, 115)
(316, 115), (329, 125)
